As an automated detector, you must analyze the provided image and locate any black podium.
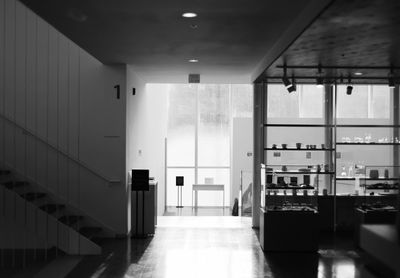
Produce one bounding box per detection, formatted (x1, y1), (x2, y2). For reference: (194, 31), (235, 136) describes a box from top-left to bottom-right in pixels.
(176, 176), (184, 208)
(131, 169), (156, 238)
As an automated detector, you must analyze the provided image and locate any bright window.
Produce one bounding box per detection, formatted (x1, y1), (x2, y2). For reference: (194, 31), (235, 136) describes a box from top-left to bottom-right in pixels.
(166, 84), (253, 207)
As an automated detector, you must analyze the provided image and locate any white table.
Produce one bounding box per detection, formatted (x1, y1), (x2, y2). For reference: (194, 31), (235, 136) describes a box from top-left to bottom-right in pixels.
(192, 184), (225, 208)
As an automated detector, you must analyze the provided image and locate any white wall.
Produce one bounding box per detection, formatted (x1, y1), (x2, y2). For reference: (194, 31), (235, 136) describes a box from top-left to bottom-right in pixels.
(126, 65), (167, 220)
(0, 0), (128, 234)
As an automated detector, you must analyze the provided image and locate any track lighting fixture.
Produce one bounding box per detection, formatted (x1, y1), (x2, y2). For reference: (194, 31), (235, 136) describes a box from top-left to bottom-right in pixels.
(281, 65), (296, 93)
(388, 67), (395, 88)
(346, 76), (353, 95)
(282, 75), (291, 88)
(288, 76), (296, 93)
(388, 76), (395, 88)
(316, 65), (324, 88)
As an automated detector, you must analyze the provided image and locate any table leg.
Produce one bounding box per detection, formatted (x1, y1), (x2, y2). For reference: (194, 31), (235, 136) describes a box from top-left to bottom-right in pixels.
(195, 190), (198, 208)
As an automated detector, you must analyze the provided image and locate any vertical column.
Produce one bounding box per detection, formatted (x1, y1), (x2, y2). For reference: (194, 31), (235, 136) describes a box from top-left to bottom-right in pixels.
(393, 85), (400, 235)
(252, 82), (264, 228)
(324, 84), (334, 194)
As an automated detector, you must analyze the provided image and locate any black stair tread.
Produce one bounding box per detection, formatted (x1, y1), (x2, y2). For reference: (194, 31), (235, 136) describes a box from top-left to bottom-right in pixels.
(2, 180), (29, 189)
(39, 204), (66, 214)
(58, 215), (84, 225)
(19, 192), (46, 201)
(0, 170), (11, 175)
(79, 227), (102, 238)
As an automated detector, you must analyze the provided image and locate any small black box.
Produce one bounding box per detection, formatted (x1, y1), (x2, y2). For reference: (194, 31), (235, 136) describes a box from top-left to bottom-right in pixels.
(176, 176), (184, 186)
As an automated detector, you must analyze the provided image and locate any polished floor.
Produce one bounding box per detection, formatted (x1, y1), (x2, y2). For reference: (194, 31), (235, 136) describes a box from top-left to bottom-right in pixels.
(164, 206), (232, 216)
(64, 216), (366, 278)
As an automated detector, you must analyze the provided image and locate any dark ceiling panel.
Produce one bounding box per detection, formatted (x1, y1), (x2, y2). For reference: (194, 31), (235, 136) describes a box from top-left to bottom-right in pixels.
(262, 0), (400, 84)
(20, 0), (314, 82)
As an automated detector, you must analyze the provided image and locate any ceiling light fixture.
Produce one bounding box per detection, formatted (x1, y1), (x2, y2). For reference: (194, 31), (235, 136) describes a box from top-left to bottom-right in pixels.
(316, 65), (324, 88)
(288, 75), (296, 93)
(388, 77), (395, 88)
(346, 76), (353, 95)
(354, 72), (363, 76)
(188, 59), (198, 63)
(281, 65), (295, 93)
(182, 12), (197, 18)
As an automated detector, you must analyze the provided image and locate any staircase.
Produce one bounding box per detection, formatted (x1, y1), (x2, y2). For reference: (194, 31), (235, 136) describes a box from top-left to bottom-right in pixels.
(0, 168), (103, 256)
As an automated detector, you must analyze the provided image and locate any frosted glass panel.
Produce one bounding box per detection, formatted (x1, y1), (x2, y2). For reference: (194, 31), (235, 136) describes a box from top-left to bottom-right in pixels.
(167, 168), (195, 206)
(198, 85), (230, 167)
(371, 85), (390, 119)
(299, 85), (324, 118)
(198, 168), (230, 207)
(232, 84), (253, 118)
(267, 84), (299, 118)
(337, 85), (368, 118)
(167, 84), (196, 166)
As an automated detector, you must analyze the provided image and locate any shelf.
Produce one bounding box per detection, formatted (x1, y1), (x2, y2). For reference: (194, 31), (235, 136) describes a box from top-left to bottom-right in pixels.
(336, 124), (400, 128)
(364, 187), (398, 190)
(266, 186), (315, 190)
(265, 148), (335, 151)
(336, 177), (400, 181)
(264, 124), (333, 127)
(266, 171), (335, 175)
(336, 142), (400, 146)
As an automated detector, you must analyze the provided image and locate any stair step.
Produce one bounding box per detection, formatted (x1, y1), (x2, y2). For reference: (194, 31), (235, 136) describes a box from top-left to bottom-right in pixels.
(19, 192), (46, 201)
(0, 170), (11, 175)
(2, 180), (29, 189)
(39, 204), (66, 214)
(58, 215), (83, 226)
(79, 227), (102, 239)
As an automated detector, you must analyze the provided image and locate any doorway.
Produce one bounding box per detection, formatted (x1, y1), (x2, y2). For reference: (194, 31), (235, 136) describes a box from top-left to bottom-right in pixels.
(162, 84), (253, 216)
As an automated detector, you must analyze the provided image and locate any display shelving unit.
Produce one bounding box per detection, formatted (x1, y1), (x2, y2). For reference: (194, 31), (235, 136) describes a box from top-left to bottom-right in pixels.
(260, 83), (400, 234)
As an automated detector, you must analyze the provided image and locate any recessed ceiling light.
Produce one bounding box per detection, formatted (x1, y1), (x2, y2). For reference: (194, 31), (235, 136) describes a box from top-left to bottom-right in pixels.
(354, 72), (363, 76)
(182, 12), (197, 18)
(189, 59), (199, 63)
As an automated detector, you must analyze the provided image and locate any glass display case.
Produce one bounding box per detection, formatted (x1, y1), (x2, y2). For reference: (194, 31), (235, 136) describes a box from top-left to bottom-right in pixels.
(263, 164), (321, 212)
(358, 165), (399, 209)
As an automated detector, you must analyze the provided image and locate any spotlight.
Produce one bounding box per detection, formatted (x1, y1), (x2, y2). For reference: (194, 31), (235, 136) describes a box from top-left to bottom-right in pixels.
(316, 76), (324, 88)
(346, 85), (353, 95)
(346, 75), (353, 95)
(282, 76), (291, 88)
(388, 76), (395, 88)
(289, 76), (296, 93)
(316, 64), (324, 88)
(287, 85), (296, 93)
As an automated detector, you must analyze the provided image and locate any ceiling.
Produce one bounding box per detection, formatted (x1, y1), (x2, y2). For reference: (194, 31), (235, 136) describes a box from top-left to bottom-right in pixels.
(262, 0), (400, 84)
(20, 0), (325, 83)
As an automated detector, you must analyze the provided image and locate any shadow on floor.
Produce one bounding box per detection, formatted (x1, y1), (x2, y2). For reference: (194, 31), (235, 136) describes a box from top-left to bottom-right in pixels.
(65, 237), (153, 278)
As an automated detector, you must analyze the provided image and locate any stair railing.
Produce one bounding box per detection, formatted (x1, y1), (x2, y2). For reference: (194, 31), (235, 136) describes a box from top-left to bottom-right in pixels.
(0, 112), (121, 185)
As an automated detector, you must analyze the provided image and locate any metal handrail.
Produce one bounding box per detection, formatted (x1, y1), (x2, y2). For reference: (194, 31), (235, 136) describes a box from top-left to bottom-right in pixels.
(0, 112), (121, 184)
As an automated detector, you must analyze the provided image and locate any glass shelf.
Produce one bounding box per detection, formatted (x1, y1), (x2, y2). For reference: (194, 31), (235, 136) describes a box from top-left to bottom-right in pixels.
(336, 177), (400, 181)
(336, 142), (400, 146)
(264, 124), (334, 127)
(265, 148), (334, 151)
(267, 171), (335, 175)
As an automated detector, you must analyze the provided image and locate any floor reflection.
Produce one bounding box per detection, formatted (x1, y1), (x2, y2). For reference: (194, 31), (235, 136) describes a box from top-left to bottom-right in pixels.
(66, 217), (364, 278)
